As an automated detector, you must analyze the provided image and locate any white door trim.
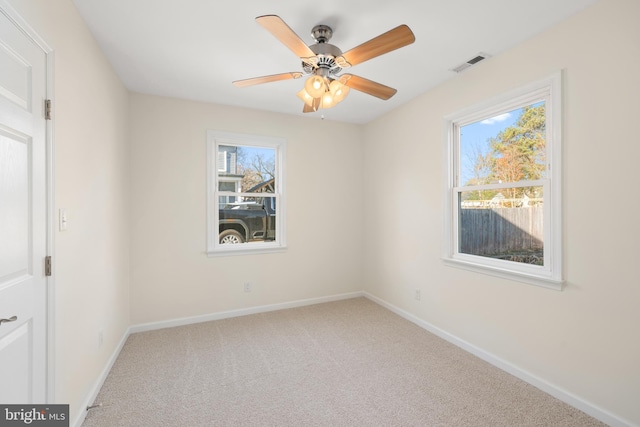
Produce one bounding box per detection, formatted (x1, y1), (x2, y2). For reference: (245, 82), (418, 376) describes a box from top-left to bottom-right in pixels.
(0, 0), (55, 403)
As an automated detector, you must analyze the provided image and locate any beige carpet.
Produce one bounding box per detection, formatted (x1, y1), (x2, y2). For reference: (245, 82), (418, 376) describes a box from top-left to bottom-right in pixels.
(82, 298), (604, 426)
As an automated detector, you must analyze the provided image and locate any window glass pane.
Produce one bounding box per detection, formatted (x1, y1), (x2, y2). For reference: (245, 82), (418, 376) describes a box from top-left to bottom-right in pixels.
(459, 102), (546, 186)
(217, 145), (276, 194)
(218, 181), (237, 206)
(218, 195), (276, 245)
(216, 144), (277, 246)
(219, 182), (236, 191)
(459, 186), (544, 265)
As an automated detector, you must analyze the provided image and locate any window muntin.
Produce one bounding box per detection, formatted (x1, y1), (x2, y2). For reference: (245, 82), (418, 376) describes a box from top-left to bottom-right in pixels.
(207, 131), (286, 256)
(444, 74), (562, 289)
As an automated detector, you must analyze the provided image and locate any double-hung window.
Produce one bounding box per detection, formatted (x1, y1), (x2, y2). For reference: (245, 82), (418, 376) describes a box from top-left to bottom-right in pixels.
(207, 131), (286, 256)
(443, 73), (562, 289)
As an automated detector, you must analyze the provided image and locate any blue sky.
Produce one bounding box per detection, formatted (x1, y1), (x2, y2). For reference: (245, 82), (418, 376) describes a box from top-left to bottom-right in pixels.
(238, 146), (274, 163)
(459, 100), (545, 185)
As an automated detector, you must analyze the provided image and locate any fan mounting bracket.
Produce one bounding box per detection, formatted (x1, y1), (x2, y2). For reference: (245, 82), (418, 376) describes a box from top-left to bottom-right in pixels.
(311, 25), (333, 43)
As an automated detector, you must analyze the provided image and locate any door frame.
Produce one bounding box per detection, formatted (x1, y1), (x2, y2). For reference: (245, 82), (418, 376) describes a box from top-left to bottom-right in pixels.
(0, 0), (56, 402)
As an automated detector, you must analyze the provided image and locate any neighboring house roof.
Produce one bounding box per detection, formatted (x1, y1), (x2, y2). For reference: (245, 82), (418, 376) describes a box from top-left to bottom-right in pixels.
(247, 178), (275, 193)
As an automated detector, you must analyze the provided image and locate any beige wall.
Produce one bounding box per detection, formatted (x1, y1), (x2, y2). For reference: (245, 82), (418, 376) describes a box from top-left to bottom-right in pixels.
(129, 94), (363, 324)
(363, 0), (640, 424)
(5, 0), (131, 424)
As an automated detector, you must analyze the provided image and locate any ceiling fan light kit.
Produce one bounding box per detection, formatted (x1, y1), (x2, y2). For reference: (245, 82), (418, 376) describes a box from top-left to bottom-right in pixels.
(232, 15), (415, 114)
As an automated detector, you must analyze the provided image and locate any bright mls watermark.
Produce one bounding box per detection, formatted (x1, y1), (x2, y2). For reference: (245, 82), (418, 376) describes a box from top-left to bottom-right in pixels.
(0, 405), (68, 426)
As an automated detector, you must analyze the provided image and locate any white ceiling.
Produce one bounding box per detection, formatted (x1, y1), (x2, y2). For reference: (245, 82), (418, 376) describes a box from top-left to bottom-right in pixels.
(72, 0), (597, 124)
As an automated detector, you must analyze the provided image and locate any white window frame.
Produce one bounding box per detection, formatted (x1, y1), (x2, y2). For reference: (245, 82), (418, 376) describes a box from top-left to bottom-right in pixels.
(207, 130), (287, 256)
(443, 72), (563, 290)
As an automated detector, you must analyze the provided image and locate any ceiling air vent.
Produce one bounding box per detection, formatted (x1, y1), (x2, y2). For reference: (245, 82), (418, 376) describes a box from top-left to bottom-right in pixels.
(451, 53), (491, 73)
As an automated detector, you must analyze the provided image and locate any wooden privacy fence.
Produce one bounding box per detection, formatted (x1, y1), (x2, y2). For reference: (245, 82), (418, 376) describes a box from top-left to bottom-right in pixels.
(460, 207), (543, 255)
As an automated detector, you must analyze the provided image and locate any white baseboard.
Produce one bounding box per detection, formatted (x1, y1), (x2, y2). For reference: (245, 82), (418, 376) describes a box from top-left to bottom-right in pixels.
(363, 291), (635, 427)
(130, 291), (365, 334)
(72, 326), (131, 427)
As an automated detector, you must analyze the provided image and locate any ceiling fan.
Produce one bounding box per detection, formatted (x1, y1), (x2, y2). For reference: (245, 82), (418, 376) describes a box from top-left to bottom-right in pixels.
(232, 15), (415, 113)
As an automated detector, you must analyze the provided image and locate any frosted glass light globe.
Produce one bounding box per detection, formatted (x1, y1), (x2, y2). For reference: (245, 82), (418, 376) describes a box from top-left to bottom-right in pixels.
(305, 75), (326, 98)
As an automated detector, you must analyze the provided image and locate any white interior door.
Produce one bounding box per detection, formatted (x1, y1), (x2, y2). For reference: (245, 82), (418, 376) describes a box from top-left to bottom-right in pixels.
(0, 9), (48, 403)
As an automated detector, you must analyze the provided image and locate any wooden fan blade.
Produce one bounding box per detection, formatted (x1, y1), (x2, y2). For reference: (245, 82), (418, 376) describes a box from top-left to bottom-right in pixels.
(302, 97), (321, 113)
(233, 72), (302, 88)
(256, 15), (316, 59)
(341, 74), (397, 100)
(339, 25), (415, 67)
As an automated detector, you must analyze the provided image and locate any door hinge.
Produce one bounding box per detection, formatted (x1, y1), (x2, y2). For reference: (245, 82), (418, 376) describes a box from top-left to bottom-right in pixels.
(45, 99), (52, 120)
(45, 256), (52, 276)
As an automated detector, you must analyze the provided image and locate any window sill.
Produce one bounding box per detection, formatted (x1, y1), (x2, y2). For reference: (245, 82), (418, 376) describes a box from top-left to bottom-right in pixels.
(442, 257), (563, 291)
(207, 244), (287, 257)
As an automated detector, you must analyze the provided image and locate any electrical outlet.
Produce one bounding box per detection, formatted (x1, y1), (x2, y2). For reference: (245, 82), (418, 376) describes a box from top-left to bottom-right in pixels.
(415, 289), (421, 301)
(244, 282), (252, 293)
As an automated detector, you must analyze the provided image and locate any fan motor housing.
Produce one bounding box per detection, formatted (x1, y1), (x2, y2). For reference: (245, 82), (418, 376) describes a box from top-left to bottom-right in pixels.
(303, 42), (343, 75)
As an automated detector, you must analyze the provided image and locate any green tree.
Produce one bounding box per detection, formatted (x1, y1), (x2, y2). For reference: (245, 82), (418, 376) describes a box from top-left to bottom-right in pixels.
(488, 104), (546, 200)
